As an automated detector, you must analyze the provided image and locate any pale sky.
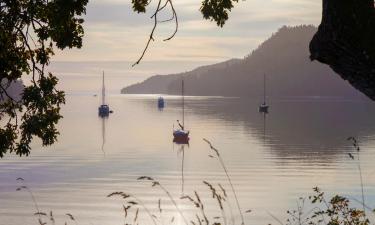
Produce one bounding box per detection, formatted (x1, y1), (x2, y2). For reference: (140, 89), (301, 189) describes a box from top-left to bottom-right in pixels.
(54, 0), (322, 63)
(49, 0), (322, 93)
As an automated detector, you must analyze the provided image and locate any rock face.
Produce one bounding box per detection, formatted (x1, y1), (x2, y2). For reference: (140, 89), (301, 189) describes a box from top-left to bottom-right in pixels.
(123, 25), (367, 99)
(310, 0), (375, 100)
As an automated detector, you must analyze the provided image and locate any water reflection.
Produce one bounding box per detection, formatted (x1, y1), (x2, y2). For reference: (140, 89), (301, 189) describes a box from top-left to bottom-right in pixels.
(173, 132), (189, 196)
(262, 112), (267, 145)
(158, 96), (165, 111)
(101, 117), (107, 155)
(132, 96), (375, 160)
(173, 143), (187, 196)
(2, 95), (375, 225)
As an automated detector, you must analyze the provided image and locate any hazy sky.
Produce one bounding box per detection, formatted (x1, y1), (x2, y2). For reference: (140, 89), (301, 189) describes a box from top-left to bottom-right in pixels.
(54, 0), (322, 64)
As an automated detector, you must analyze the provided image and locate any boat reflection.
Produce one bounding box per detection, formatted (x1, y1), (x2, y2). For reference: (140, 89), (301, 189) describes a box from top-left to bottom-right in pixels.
(173, 138), (189, 196)
(101, 117), (107, 155)
(262, 111), (267, 145)
(173, 136), (189, 145)
(130, 96), (375, 160)
(158, 96), (165, 110)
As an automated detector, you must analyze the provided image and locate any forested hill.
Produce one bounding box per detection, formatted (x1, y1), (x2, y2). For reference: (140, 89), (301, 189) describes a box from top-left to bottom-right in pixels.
(121, 25), (365, 99)
(1, 79), (23, 102)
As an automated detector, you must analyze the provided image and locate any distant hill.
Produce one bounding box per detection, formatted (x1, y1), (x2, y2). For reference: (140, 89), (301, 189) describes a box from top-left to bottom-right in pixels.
(122, 25), (366, 99)
(0, 79), (23, 102)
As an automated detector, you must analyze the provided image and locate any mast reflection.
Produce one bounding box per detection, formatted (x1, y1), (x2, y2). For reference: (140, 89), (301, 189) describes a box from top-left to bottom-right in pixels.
(173, 138), (189, 196)
(101, 117), (107, 155)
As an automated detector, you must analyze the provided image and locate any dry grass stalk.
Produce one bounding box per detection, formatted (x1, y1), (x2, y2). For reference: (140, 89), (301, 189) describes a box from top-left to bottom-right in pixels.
(203, 138), (245, 225)
(203, 181), (227, 225)
(108, 191), (158, 225)
(347, 137), (366, 216)
(138, 176), (189, 225)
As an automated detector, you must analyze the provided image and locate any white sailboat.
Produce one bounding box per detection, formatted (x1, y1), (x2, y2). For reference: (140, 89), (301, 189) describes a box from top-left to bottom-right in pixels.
(259, 74), (269, 113)
(98, 71), (111, 117)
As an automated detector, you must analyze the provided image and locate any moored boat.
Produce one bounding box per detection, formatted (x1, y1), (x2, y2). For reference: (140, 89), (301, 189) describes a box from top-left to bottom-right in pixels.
(259, 74), (269, 113)
(98, 71), (111, 117)
(173, 79), (189, 143)
(158, 96), (165, 108)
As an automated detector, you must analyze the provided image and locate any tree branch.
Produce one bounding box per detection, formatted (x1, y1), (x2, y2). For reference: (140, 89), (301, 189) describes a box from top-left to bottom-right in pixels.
(132, 0), (179, 66)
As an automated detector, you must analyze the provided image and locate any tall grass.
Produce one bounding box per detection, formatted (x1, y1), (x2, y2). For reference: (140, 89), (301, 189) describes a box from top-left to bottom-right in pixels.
(281, 186), (371, 225)
(16, 178), (40, 217)
(108, 176), (232, 225)
(203, 138), (245, 225)
(16, 178), (78, 225)
(105, 138), (250, 225)
(347, 136), (366, 215)
(274, 137), (373, 225)
(107, 191), (158, 225)
(137, 176), (189, 225)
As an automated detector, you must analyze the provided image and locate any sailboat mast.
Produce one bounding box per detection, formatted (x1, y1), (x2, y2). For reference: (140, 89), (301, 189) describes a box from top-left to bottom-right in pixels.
(263, 74), (266, 104)
(182, 79), (184, 128)
(102, 71), (105, 105)
(181, 145), (185, 195)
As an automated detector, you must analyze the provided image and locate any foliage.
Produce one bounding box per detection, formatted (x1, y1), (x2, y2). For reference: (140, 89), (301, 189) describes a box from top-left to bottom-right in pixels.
(132, 0), (149, 13)
(130, 0), (238, 27)
(284, 187), (370, 225)
(0, 0), (88, 157)
(200, 0), (239, 27)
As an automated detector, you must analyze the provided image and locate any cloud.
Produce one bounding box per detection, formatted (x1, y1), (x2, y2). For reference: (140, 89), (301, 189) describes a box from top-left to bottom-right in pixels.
(55, 0), (322, 64)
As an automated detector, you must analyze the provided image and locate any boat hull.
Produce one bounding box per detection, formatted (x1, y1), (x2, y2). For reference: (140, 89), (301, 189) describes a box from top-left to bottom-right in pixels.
(259, 105), (269, 113)
(173, 136), (189, 144)
(173, 130), (189, 143)
(99, 105), (110, 117)
(158, 97), (165, 108)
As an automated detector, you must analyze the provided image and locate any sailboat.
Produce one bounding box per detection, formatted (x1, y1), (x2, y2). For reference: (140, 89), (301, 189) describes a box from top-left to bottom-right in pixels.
(259, 74), (269, 113)
(173, 79), (189, 143)
(158, 96), (165, 109)
(98, 71), (111, 117)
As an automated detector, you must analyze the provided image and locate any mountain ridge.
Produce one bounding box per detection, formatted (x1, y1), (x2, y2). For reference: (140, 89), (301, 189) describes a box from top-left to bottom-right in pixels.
(121, 25), (366, 99)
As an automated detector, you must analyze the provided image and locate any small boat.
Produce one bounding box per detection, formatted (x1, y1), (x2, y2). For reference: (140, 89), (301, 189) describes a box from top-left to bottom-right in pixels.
(173, 79), (189, 143)
(98, 71), (111, 117)
(259, 103), (269, 113)
(158, 96), (165, 108)
(173, 128), (189, 143)
(259, 74), (269, 113)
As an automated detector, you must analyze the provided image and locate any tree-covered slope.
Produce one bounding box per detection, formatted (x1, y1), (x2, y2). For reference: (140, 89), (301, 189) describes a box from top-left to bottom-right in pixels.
(122, 25), (365, 99)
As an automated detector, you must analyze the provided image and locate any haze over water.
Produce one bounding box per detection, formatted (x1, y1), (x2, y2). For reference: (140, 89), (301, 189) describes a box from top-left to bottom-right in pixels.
(2, 0), (372, 224)
(1, 75), (375, 224)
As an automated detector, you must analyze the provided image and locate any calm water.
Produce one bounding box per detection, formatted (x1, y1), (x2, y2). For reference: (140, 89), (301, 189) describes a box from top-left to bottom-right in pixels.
(1, 94), (375, 225)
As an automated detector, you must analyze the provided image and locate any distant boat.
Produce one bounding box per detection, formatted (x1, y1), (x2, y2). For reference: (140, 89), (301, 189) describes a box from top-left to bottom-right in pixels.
(173, 79), (189, 143)
(259, 74), (269, 113)
(98, 71), (112, 117)
(158, 96), (165, 109)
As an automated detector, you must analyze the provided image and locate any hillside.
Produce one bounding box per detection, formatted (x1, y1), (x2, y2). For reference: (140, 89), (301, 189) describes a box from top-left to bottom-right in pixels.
(121, 25), (365, 99)
(0, 79), (23, 102)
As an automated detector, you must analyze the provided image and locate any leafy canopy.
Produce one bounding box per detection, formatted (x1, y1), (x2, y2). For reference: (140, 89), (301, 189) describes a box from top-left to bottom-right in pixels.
(0, 0), (88, 157)
(132, 0), (238, 26)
